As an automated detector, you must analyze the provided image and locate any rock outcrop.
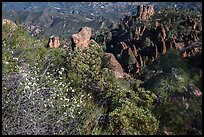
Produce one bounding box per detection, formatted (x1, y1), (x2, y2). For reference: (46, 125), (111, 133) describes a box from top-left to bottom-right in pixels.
(161, 37), (167, 54)
(139, 42), (158, 62)
(137, 5), (154, 21)
(2, 19), (17, 30)
(134, 25), (146, 40)
(189, 84), (202, 97)
(71, 27), (92, 49)
(47, 36), (60, 48)
(187, 17), (197, 30)
(123, 13), (132, 28)
(181, 43), (202, 58)
(104, 53), (129, 79)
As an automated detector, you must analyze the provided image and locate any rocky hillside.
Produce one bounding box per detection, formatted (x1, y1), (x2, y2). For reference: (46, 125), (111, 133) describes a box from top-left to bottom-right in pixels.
(2, 2), (201, 39)
(3, 2), (202, 19)
(2, 10), (116, 39)
(2, 2), (149, 20)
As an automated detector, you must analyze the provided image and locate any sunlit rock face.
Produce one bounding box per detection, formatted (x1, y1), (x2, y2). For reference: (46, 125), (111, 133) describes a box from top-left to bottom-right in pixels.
(137, 4), (155, 21)
(2, 19), (17, 30)
(104, 53), (129, 79)
(48, 36), (60, 48)
(71, 27), (92, 49)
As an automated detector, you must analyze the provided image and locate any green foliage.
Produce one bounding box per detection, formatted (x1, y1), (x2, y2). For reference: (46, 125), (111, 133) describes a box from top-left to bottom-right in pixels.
(143, 37), (152, 48)
(142, 49), (202, 135)
(2, 23), (34, 74)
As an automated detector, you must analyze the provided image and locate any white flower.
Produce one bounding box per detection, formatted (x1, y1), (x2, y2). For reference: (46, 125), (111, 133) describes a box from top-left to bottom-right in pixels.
(25, 85), (30, 90)
(13, 57), (18, 61)
(33, 82), (37, 86)
(61, 67), (65, 71)
(58, 70), (62, 75)
(5, 61), (9, 65)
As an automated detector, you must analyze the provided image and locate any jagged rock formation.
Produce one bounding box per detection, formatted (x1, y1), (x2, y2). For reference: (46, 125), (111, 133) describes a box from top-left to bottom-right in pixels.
(2, 19), (17, 30)
(181, 43), (202, 58)
(187, 17), (197, 30)
(137, 4), (154, 21)
(123, 13), (132, 28)
(189, 84), (202, 97)
(71, 27), (92, 49)
(104, 53), (129, 79)
(134, 25), (146, 40)
(47, 36), (60, 48)
(139, 42), (158, 61)
(169, 35), (177, 50)
(161, 37), (167, 54)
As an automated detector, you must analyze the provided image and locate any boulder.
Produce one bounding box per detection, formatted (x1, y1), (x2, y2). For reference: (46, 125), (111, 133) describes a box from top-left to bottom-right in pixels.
(71, 27), (92, 49)
(189, 84), (202, 97)
(48, 36), (60, 48)
(104, 53), (129, 79)
(147, 5), (154, 16)
(2, 19), (17, 30)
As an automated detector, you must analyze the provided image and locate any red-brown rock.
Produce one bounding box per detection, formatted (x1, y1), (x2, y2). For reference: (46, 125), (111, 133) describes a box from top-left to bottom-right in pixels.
(71, 27), (92, 49)
(104, 53), (129, 79)
(134, 25), (146, 40)
(189, 84), (202, 97)
(161, 37), (167, 54)
(48, 36), (60, 48)
(137, 5), (154, 21)
(147, 5), (154, 17)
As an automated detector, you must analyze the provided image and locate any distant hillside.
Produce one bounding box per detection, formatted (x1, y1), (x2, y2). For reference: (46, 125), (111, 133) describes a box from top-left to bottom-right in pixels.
(2, 2), (202, 20)
(2, 10), (117, 39)
(2, 2), (149, 21)
(151, 2), (202, 12)
(2, 2), (202, 40)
